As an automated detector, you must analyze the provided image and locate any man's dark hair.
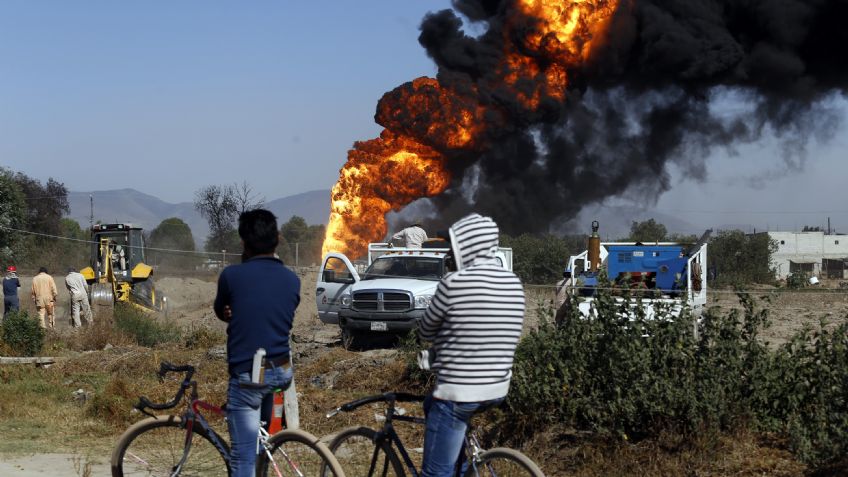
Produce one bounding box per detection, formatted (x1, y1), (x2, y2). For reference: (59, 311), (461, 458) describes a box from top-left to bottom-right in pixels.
(238, 209), (279, 255)
(39, 266), (48, 274)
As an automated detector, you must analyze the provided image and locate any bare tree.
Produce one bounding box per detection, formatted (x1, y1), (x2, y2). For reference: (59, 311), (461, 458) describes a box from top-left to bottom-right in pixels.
(194, 185), (239, 252)
(232, 181), (265, 214)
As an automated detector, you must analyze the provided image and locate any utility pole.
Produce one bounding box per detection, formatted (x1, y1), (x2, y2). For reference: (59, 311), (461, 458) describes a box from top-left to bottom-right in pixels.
(89, 194), (94, 229)
(295, 243), (299, 268)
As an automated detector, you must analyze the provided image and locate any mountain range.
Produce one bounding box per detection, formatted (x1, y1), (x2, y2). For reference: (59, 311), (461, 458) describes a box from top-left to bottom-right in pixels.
(67, 188), (331, 247)
(66, 187), (719, 249)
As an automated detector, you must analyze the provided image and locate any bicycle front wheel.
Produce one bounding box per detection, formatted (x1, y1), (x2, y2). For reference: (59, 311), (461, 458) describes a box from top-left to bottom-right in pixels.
(111, 415), (230, 477)
(328, 426), (405, 477)
(256, 428), (345, 477)
(464, 448), (544, 477)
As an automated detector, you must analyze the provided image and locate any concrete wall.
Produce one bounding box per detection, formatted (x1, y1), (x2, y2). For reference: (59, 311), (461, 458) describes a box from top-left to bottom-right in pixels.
(769, 231), (848, 279)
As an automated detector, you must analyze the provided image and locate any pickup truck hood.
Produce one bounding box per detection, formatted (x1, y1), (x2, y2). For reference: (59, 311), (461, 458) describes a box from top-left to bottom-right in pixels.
(350, 278), (439, 296)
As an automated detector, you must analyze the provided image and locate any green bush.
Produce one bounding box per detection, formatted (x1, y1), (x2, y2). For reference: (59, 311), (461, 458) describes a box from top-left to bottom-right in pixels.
(502, 287), (848, 466)
(114, 304), (181, 347)
(1, 310), (46, 356)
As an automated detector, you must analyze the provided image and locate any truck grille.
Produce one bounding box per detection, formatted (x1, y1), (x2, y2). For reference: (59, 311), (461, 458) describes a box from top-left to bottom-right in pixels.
(352, 291), (412, 312)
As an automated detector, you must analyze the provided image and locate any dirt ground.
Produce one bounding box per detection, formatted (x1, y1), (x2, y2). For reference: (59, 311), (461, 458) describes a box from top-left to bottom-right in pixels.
(9, 271), (841, 350)
(2, 271), (845, 476)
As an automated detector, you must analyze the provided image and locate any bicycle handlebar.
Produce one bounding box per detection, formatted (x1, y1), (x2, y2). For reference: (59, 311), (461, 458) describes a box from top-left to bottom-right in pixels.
(135, 362), (196, 412)
(326, 392), (424, 418)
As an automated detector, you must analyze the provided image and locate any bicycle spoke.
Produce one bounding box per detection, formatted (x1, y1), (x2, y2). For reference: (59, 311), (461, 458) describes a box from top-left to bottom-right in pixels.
(117, 421), (228, 476)
(267, 438), (331, 476)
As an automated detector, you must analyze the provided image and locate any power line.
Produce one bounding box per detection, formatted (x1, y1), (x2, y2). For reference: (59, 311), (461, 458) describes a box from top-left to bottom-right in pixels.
(0, 224), (240, 257)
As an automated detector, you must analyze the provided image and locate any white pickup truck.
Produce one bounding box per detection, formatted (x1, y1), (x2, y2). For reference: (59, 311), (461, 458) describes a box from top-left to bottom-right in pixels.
(317, 242), (513, 349)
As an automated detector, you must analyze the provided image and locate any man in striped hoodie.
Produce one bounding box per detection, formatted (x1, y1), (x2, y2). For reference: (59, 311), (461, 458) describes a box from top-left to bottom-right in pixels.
(419, 213), (526, 477)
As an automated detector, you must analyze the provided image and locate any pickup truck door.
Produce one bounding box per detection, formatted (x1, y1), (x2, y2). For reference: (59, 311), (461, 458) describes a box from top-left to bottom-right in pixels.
(316, 253), (360, 325)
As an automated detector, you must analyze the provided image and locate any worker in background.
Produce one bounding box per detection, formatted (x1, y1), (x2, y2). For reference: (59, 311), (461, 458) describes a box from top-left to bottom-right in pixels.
(65, 267), (93, 328)
(3, 265), (21, 320)
(391, 220), (428, 248)
(31, 267), (58, 329)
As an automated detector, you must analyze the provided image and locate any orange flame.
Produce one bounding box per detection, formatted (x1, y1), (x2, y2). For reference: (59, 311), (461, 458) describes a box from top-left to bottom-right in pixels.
(323, 1), (620, 258)
(322, 130), (451, 258)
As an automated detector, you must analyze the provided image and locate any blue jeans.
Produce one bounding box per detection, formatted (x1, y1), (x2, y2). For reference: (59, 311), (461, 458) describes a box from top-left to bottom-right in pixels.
(227, 365), (293, 477)
(3, 296), (18, 319)
(421, 395), (504, 477)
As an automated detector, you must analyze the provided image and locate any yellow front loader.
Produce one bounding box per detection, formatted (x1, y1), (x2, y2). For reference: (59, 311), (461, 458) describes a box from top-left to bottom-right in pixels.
(80, 223), (164, 315)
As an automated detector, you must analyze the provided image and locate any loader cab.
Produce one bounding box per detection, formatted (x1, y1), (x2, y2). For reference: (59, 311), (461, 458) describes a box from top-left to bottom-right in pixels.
(89, 224), (146, 282)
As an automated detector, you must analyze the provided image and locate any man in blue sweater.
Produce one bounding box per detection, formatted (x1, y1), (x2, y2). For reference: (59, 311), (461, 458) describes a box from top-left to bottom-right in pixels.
(214, 209), (300, 477)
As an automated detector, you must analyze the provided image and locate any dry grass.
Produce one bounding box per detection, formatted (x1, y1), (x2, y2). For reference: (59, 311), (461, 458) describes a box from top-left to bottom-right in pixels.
(0, 326), (829, 476)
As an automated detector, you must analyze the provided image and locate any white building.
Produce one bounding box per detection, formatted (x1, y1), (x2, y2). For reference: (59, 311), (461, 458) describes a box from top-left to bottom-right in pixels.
(769, 231), (848, 279)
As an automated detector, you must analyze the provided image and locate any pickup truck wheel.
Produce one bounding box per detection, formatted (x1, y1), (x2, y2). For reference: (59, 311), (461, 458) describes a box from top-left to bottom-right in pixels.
(341, 327), (359, 351)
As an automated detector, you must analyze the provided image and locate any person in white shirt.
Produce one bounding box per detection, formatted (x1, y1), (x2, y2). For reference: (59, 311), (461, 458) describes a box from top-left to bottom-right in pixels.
(391, 221), (428, 248)
(65, 267), (93, 327)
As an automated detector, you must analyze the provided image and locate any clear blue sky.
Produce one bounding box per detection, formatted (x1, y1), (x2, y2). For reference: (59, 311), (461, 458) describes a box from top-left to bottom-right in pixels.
(0, 1), (449, 202)
(1, 1), (846, 233)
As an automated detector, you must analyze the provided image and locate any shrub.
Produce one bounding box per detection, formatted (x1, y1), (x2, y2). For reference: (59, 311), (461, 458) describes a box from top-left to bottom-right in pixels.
(1, 310), (46, 356)
(113, 304), (181, 347)
(501, 287), (848, 466)
(183, 325), (225, 349)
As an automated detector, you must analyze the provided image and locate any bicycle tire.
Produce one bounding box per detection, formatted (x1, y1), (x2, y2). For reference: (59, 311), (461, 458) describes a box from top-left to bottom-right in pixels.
(255, 428), (346, 477)
(464, 448), (544, 477)
(327, 426), (405, 477)
(111, 415), (231, 477)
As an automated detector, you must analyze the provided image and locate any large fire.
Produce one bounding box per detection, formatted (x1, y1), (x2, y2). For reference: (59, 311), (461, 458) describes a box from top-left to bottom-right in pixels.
(322, 0), (620, 258)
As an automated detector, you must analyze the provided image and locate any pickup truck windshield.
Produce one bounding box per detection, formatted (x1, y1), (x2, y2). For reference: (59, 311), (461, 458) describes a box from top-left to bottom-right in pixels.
(363, 256), (444, 281)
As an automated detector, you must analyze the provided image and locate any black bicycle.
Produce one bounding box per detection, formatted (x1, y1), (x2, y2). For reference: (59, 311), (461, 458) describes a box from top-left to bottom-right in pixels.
(324, 392), (544, 477)
(110, 361), (345, 477)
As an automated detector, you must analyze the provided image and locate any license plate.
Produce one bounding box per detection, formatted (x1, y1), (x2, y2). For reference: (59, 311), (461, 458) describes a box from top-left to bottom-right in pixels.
(370, 321), (388, 331)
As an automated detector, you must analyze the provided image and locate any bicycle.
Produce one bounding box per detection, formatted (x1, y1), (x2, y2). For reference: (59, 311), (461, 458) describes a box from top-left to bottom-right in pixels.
(324, 392), (544, 477)
(110, 361), (346, 477)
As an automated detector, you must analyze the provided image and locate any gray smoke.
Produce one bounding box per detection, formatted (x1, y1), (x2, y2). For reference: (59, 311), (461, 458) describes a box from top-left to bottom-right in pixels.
(385, 0), (848, 234)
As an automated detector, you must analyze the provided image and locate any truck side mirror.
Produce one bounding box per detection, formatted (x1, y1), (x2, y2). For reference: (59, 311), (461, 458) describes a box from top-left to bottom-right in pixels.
(322, 270), (335, 282)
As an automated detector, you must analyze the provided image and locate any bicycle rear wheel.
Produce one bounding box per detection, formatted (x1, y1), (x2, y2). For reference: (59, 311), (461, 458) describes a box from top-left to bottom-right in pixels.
(327, 426), (405, 477)
(256, 428), (345, 477)
(111, 415), (230, 477)
(464, 448), (544, 477)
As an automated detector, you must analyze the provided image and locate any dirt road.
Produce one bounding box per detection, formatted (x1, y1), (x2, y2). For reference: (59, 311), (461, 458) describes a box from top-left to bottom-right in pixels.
(0, 453), (109, 476)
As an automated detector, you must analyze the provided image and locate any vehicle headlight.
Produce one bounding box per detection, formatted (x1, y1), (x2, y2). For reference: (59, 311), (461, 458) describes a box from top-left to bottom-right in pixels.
(340, 294), (352, 308)
(414, 294), (433, 309)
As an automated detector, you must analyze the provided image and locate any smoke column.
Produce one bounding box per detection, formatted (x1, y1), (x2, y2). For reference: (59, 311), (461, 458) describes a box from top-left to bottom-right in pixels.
(324, 0), (848, 257)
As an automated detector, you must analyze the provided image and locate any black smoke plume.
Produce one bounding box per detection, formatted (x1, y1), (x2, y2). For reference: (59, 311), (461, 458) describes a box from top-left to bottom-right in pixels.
(386, 0), (848, 233)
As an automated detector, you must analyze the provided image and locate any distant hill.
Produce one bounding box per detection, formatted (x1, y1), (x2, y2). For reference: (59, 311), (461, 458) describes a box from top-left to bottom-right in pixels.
(67, 188), (330, 247)
(67, 188), (713, 247)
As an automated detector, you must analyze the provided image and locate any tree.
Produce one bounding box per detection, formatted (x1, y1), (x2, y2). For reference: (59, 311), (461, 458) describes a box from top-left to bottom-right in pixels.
(500, 233), (584, 284)
(709, 230), (778, 286)
(232, 181), (265, 214)
(13, 173), (69, 237)
(0, 168), (27, 263)
(628, 218), (668, 243)
(194, 185), (239, 252)
(279, 216), (325, 266)
(148, 218), (196, 268)
(56, 218), (89, 270)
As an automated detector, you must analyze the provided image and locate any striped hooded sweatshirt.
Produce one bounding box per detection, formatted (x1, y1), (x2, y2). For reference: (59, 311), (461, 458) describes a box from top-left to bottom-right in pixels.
(420, 213), (526, 402)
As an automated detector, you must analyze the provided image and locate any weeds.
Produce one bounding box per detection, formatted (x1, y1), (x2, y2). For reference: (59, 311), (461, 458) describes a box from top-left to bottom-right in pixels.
(503, 287), (848, 466)
(114, 303), (181, 347)
(1, 310), (45, 356)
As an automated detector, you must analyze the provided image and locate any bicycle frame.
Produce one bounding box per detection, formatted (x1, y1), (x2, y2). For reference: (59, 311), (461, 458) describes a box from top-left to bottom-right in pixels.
(133, 362), (294, 477)
(327, 393), (496, 477)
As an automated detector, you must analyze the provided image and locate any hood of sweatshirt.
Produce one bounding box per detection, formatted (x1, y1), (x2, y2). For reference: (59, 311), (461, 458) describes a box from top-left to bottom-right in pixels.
(448, 213), (500, 271)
